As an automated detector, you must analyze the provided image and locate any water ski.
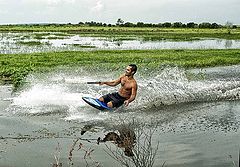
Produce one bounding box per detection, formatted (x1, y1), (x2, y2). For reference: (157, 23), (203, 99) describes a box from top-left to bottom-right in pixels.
(82, 97), (112, 111)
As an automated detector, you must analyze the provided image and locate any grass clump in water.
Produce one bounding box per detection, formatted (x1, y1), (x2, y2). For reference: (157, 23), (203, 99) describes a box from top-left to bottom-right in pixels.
(17, 41), (43, 46)
(1, 49), (240, 88)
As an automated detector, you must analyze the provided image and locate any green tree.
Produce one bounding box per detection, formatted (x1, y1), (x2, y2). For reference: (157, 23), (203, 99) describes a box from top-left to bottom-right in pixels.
(116, 18), (124, 26)
(211, 23), (221, 29)
(137, 22), (144, 27)
(123, 22), (135, 27)
(199, 22), (211, 28)
(173, 22), (183, 28)
(162, 22), (171, 28)
(186, 22), (197, 28)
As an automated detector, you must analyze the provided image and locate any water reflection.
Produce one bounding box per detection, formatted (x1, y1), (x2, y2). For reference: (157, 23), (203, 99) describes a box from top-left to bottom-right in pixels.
(225, 40), (233, 48)
(1, 32), (240, 54)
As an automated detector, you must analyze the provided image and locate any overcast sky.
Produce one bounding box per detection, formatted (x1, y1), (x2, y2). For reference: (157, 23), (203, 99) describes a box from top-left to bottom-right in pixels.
(0, 0), (239, 25)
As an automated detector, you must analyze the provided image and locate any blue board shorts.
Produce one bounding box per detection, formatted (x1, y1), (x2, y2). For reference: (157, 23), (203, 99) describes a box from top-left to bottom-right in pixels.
(102, 92), (127, 108)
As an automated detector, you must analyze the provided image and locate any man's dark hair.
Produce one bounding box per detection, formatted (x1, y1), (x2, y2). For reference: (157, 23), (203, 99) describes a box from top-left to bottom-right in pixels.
(129, 64), (137, 74)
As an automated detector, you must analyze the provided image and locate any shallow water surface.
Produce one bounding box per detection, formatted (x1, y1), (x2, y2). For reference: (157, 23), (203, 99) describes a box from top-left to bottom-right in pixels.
(0, 66), (240, 166)
(1, 32), (240, 54)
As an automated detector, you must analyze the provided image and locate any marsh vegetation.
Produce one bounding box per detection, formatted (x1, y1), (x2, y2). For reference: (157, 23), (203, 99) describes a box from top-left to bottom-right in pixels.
(1, 24), (240, 40)
(1, 49), (240, 88)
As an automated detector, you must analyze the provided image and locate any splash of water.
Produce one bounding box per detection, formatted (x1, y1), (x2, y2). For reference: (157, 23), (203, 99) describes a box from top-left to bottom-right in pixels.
(7, 67), (240, 123)
(136, 67), (240, 109)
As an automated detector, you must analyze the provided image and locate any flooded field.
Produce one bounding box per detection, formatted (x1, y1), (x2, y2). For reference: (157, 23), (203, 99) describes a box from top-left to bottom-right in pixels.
(1, 32), (240, 54)
(1, 66), (240, 166)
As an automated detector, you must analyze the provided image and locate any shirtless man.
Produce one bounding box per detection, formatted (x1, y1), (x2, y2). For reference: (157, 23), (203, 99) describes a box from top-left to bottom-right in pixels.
(99, 64), (138, 108)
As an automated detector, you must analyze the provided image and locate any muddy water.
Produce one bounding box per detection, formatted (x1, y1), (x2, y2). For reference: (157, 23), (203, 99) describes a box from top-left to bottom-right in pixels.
(1, 32), (240, 54)
(0, 66), (240, 166)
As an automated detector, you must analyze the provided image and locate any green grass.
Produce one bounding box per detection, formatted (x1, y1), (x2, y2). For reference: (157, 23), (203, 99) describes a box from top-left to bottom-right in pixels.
(1, 49), (240, 88)
(1, 25), (240, 40)
(17, 41), (43, 46)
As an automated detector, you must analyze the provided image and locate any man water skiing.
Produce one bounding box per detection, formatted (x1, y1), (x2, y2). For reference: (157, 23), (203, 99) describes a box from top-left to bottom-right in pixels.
(98, 64), (138, 108)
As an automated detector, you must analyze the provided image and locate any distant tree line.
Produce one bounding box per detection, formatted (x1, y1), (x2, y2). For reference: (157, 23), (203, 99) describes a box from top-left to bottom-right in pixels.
(9, 19), (238, 29)
(79, 21), (237, 29)
(78, 19), (238, 29)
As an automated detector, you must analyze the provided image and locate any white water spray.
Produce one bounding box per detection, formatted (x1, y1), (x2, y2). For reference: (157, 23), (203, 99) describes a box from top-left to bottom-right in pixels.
(7, 66), (240, 122)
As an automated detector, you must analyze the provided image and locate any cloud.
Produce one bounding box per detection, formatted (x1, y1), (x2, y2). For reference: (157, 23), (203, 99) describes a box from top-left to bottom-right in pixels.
(0, 0), (5, 4)
(0, 9), (8, 15)
(22, 0), (76, 6)
(90, 0), (104, 13)
(0, 0), (240, 24)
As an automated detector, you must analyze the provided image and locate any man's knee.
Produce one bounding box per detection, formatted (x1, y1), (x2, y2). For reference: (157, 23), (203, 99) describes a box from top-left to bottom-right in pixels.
(99, 97), (113, 108)
(99, 97), (104, 102)
(107, 102), (113, 108)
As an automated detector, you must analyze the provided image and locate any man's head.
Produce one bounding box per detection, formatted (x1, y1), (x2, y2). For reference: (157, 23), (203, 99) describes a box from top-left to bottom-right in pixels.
(125, 64), (137, 76)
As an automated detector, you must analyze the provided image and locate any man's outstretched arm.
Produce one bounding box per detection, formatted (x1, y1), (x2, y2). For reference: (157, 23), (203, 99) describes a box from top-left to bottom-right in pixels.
(100, 75), (123, 86)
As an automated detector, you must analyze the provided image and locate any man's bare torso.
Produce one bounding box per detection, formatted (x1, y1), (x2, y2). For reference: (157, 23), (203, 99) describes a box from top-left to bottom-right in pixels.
(118, 76), (137, 99)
